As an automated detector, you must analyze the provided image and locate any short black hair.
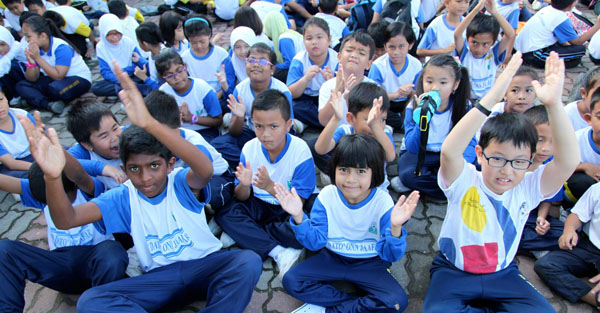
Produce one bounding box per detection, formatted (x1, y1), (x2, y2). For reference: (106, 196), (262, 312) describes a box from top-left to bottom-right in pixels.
(514, 65), (539, 82)
(233, 6), (263, 36)
(108, 0), (128, 19)
(42, 10), (64, 29)
(4, 0), (23, 5)
(304, 17), (330, 38)
(251, 89), (291, 121)
(590, 86), (600, 112)
(119, 125), (173, 165)
(183, 14), (212, 39)
(328, 134), (385, 189)
(248, 42), (277, 65)
(67, 100), (118, 145)
(155, 48), (184, 77)
(466, 13), (500, 42)
(367, 20), (390, 49)
(55, 0), (67, 5)
(19, 11), (38, 27)
(159, 10), (185, 47)
(348, 82), (390, 115)
(136, 22), (163, 46)
(479, 112), (538, 154)
(318, 0), (337, 14)
(551, 0), (576, 10)
(339, 30), (376, 59)
(384, 21), (416, 45)
(583, 66), (600, 92)
(28, 161), (76, 204)
(524, 105), (549, 126)
(23, 0), (43, 8)
(145, 90), (181, 129)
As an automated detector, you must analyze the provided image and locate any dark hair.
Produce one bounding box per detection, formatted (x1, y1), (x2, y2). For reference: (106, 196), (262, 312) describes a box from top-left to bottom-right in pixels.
(248, 42), (277, 65)
(367, 20), (390, 49)
(19, 11), (38, 27)
(384, 21), (416, 45)
(348, 82), (390, 115)
(339, 30), (376, 59)
(583, 67), (600, 92)
(551, 0), (576, 10)
(479, 112), (538, 154)
(28, 162), (76, 204)
(524, 105), (549, 126)
(590, 86), (600, 112)
(55, 0), (67, 5)
(159, 10), (185, 47)
(328, 134), (385, 189)
(183, 14), (212, 39)
(25, 15), (81, 55)
(318, 0), (337, 14)
(23, 0), (43, 9)
(136, 22), (163, 46)
(466, 13), (500, 42)
(119, 125), (173, 165)
(67, 100), (118, 145)
(251, 89), (291, 121)
(233, 7), (263, 36)
(417, 54), (470, 128)
(514, 65), (539, 82)
(108, 0), (128, 19)
(304, 17), (330, 38)
(4, 0), (23, 6)
(145, 90), (181, 128)
(155, 48), (184, 76)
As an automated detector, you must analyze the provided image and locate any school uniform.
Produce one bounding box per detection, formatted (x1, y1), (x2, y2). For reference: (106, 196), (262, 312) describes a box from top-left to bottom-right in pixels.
(318, 76), (376, 126)
(15, 37), (92, 111)
(181, 44), (230, 94)
(0, 26), (26, 100)
(496, 0), (520, 29)
(69, 143), (124, 190)
(77, 167), (261, 312)
(420, 0), (442, 24)
(565, 100), (589, 131)
(0, 177), (127, 312)
(0, 109), (35, 178)
(171, 39), (189, 56)
(159, 77), (222, 141)
(368, 53), (422, 129)
(283, 185), (409, 312)
(418, 13), (463, 52)
(535, 182), (600, 302)
(314, 13), (351, 49)
(422, 160), (557, 312)
(459, 41), (505, 101)
(250, 0), (293, 29)
(216, 134), (317, 259)
(515, 6), (584, 68)
(278, 31), (305, 71)
(287, 49), (338, 127)
(564, 126), (600, 204)
(223, 27), (257, 97)
(3, 7), (23, 32)
(144, 46), (167, 90)
(49, 5), (93, 57)
(589, 30), (600, 64)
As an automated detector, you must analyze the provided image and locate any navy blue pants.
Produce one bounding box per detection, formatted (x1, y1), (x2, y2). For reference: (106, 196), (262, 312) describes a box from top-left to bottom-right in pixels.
(519, 208), (564, 252)
(0, 154), (33, 178)
(216, 195), (316, 259)
(293, 94), (321, 128)
(15, 75), (91, 110)
(210, 126), (256, 169)
(0, 59), (25, 100)
(423, 253), (554, 313)
(397, 151), (445, 199)
(523, 42), (586, 69)
(208, 170), (235, 211)
(197, 127), (220, 144)
(77, 249), (261, 313)
(534, 233), (600, 303)
(283, 249), (408, 313)
(0, 240), (128, 312)
(92, 78), (152, 98)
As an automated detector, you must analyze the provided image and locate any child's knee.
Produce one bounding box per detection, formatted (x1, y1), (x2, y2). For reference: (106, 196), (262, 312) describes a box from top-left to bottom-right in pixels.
(231, 250), (262, 281)
(282, 268), (301, 294)
(91, 241), (128, 277)
(0, 240), (17, 262)
(533, 255), (560, 276)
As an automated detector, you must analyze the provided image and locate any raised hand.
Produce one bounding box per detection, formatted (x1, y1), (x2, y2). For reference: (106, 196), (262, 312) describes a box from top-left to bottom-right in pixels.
(253, 165), (274, 191)
(19, 115), (65, 179)
(102, 164), (128, 184)
(343, 73), (357, 99)
(367, 96), (384, 129)
(532, 51), (565, 107)
(274, 183), (304, 223)
(236, 161), (252, 186)
(558, 230), (578, 250)
(474, 0), (486, 12)
(227, 94), (246, 118)
(113, 61), (154, 129)
(216, 64), (228, 91)
(390, 191), (420, 237)
(484, 0), (496, 13)
(330, 90), (344, 121)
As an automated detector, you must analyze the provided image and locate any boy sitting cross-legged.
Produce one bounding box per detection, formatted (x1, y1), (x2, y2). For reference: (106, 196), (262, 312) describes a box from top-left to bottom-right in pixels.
(31, 62), (262, 313)
(423, 51), (579, 312)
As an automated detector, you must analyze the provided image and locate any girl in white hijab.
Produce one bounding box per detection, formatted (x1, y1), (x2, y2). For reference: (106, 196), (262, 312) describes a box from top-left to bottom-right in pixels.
(225, 26), (257, 85)
(0, 25), (26, 101)
(92, 14), (152, 97)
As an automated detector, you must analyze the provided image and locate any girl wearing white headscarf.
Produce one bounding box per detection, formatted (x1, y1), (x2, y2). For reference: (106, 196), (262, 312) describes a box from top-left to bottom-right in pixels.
(224, 26), (257, 89)
(0, 26), (26, 100)
(92, 14), (151, 97)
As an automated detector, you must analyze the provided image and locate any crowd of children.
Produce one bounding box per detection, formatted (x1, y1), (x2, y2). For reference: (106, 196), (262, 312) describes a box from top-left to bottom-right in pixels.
(2, 0), (600, 311)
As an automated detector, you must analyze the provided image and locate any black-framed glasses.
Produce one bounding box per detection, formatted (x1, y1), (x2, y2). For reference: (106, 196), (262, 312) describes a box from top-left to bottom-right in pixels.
(162, 66), (186, 81)
(482, 151), (532, 170)
(245, 57), (273, 66)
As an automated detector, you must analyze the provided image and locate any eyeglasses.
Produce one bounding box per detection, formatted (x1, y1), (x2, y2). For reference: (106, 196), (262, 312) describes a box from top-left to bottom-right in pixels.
(162, 66), (186, 81)
(482, 151), (532, 170)
(245, 57), (273, 66)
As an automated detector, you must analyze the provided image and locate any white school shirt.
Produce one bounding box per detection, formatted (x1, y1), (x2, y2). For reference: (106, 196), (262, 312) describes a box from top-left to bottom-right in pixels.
(287, 49), (339, 97)
(93, 167), (222, 272)
(159, 78), (222, 131)
(572, 182), (600, 249)
(418, 14), (463, 51)
(0, 109), (32, 159)
(420, 0), (442, 23)
(89, 151), (123, 190)
(49, 5), (91, 36)
(437, 160), (552, 273)
(368, 54), (422, 102)
(576, 126), (600, 165)
(565, 101), (590, 131)
(515, 6), (578, 53)
(315, 13), (347, 48)
(279, 31), (305, 66)
(232, 77), (294, 125)
(37, 37), (92, 82)
(3, 7), (25, 32)
(86, 0), (109, 12)
(179, 128), (229, 176)
(215, 0), (239, 20)
(589, 31), (600, 60)
(181, 45), (230, 92)
(459, 41), (504, 100)
(496, 0), (520, 29)
(172, 40), (189, 56)
(240, 133), (317, 204)
(318, 185), (394, 258)
(318, 76), (376, 125)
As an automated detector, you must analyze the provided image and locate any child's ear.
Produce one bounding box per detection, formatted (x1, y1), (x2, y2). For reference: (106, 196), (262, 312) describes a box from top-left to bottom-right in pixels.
(166, 156), (176, 173)
(285, 118), (293, 132)
(346, 112), (355, 125)
(475, 144), (484, 164)
(580, 87), (587, 99)
(584, 112), (592, 124)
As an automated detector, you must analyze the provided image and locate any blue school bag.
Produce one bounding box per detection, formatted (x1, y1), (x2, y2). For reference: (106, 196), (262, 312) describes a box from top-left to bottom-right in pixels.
(348, 0), (376, 31)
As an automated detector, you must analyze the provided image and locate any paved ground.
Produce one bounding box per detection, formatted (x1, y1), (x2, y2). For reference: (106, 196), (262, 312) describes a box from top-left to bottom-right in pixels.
(1, 1), (600, 312)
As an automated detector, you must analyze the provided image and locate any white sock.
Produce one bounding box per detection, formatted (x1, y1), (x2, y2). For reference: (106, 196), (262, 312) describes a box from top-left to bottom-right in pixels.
(268, 245), (285, 259)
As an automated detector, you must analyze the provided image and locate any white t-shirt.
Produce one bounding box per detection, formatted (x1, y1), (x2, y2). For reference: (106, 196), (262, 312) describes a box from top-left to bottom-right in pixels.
(179, 128), (228, 176)
(49, 5), (90, 36)
(565, 101), (589, 131)
(515, 6), (578, 53)
(287, 49), (339, 97)
(181, 45), (230, 92)
(368, 53), (422, 102)
(589, 30), (600, 60)
(576, 126), (600, 165)
(232, 77), (294, 125)
(459, 41), (505, 100)
(314, 12), (348, 48)
(572, 182), (600, 249)
(418, 14), (463, 51)
(318, 76), (376, 125)
(0, 109), (32, 159)
(496, 0), (520, 29)
(37, 37), (92, 82)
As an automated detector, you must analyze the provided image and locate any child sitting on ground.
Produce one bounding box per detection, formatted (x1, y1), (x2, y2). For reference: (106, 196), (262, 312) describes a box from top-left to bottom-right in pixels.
(417, 0), (467, 58)
(565, 67), (600, 132)
(159, 10), (188, 56)
(0, 90), (34, 178)
(277, 134), (420, 313)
